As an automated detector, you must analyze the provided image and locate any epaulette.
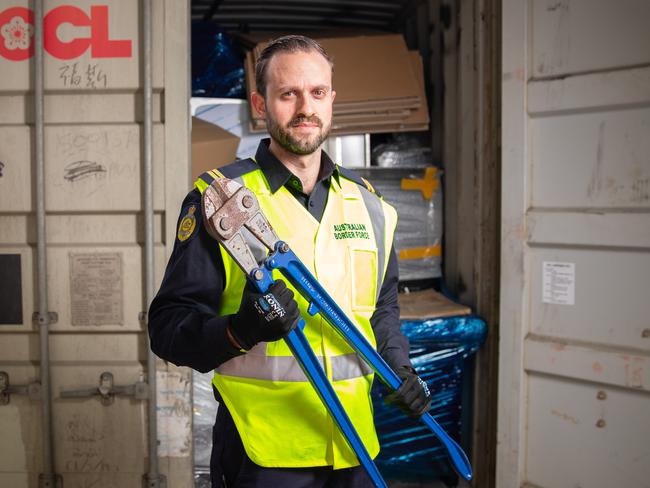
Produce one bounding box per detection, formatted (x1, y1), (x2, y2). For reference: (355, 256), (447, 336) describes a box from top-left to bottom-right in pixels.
(337, 165), (381, 196)
(196, 159), (258, 187)
(218, 159), (259, 179)
(360, 177), (376, 194)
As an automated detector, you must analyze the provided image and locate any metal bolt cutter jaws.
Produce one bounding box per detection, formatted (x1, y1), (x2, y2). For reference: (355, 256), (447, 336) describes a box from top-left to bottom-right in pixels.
(201, 178), (280, 276)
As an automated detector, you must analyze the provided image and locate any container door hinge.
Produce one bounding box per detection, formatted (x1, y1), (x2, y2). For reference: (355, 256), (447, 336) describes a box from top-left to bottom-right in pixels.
(143, 473), (167, 488)
(0, 371), (42, 405)
(38, 473), (63, 488)
(60, 372), (148, 406)
(32, 311), (58, 326)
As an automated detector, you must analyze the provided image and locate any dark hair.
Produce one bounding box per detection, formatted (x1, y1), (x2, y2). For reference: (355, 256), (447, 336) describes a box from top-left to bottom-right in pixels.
(255, 35), (334, 98)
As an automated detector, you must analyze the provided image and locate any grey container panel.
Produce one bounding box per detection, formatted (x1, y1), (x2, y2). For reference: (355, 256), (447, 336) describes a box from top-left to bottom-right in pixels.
(0, 0), (192, 485)
(0, 92), (164, 125)
(0, 0), (165, 92)
(500, 1), (650, 486)
(44, 124), (166, 212)
(0, 126), (32, 212)
(0, 123), (166, 213)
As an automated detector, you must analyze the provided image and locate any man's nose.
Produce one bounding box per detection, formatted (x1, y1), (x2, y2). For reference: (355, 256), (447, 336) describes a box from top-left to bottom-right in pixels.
(296, 93), (315, 116)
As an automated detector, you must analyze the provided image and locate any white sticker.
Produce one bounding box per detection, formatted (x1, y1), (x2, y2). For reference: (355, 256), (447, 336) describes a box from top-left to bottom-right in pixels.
(543, 261), (575, 305)
(157, 371), (192, 457)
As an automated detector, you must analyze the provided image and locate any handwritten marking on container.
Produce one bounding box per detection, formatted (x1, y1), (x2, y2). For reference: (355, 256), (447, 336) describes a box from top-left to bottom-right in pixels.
(65, 456), (115, 473)
(157, 371), (192, 457)
(551, 409), (578, 425)
(66, 413), (104, 443)
(56, 129), (138, 158)
(64, 413), (118, 474)
(624, 357), (644, 389)
(0, 161), (4, 177)
(59, 62), (108, 89)
(64, 160), (107, 182)
(542, 261), (575, 305)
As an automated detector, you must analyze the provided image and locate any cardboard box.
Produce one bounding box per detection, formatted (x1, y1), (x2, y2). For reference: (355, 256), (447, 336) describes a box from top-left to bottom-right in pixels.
(192, 99), (266, 159)
(399, 289), (470, 320)
(311, 35), (421, 104)
(245, 35), (430, 135)
(191, 117), (240, 181)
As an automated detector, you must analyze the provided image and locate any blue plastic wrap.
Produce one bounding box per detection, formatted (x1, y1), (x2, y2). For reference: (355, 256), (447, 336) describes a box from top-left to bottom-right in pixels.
(192, 22), (245, 99)
(371, 315), (487, 481)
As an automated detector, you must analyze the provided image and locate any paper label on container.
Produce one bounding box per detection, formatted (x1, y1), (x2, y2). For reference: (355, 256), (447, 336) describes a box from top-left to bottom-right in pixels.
(542, 261), (575, 305)
(70, 253), (123, 325)
(157, 371), (192, 457)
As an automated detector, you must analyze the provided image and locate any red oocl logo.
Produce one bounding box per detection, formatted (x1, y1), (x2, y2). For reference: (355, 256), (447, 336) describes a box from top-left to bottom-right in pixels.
(0, 5), (132, 61)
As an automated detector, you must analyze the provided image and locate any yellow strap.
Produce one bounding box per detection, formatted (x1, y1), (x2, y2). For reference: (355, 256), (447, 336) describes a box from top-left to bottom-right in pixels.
(400, 167), (439, 200)
(360, 177), (376, 194)
(194, 178), (209, 193)
(398, 245), (441, 260)
(194, 168), (226, 193)
(209, 169), (225, 179)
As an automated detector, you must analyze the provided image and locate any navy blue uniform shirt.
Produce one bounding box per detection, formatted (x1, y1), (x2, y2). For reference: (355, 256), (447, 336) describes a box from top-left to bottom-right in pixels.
(148, 139), (410, 374)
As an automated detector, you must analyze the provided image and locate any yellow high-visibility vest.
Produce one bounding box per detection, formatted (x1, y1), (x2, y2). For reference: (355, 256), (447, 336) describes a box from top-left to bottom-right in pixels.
(195, 163), (397, 469)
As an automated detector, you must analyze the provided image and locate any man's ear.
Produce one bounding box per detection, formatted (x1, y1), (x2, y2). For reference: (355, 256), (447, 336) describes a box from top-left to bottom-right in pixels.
(331, 89), (336, 103)
(250, 91), (266, 118)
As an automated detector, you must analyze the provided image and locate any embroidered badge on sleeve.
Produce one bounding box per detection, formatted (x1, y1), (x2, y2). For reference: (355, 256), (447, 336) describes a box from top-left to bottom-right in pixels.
(177, 205), (197, 242)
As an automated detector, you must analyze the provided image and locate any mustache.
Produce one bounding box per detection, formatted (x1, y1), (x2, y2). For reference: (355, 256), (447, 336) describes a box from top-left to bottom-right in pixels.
(289, 115), (323, 128)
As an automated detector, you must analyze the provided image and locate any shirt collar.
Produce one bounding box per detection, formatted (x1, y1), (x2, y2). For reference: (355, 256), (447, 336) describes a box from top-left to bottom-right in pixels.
(254, 138), (339, 194)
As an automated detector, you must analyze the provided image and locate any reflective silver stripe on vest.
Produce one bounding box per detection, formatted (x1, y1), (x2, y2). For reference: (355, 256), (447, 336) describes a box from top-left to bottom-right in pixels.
(216, 351), (373, 382)
(333, 353), (373, 381)
(357, 186), (387, 302)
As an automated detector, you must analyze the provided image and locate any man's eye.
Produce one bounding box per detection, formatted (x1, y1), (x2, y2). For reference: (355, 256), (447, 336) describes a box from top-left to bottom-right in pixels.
(282, 90), (295, 97)
(314, 89), (326, 97)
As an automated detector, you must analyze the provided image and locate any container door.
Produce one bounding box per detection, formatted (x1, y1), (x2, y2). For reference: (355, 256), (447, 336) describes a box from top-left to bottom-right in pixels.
(0, 1), (190, 486)
(499, 1), (650, 487)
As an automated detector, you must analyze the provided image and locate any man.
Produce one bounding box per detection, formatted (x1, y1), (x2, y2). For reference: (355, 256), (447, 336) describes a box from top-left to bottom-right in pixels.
(149, 35), (431, 488)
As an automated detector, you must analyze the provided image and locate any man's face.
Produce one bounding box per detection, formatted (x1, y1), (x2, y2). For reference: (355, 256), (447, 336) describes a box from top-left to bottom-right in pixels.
(256, 50), (335, 155)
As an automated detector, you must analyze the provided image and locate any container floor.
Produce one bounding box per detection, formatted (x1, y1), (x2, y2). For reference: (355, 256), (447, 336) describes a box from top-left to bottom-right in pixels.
(391, 480), (471, 488)
(195, 471), (471, 488)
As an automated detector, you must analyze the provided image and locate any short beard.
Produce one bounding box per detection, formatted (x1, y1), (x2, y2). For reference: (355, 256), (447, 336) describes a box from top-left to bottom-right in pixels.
(267, 114), (331, 156)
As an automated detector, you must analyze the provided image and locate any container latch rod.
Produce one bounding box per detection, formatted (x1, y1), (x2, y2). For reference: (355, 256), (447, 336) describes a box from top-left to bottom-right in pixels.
(60, 372), (148, 406)
(0, 371), (42, 405)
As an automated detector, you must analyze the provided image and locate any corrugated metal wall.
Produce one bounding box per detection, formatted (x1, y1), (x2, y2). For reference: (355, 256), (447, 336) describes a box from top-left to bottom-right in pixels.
(499, 1), (650, 487)
(0, 1), (191, 486)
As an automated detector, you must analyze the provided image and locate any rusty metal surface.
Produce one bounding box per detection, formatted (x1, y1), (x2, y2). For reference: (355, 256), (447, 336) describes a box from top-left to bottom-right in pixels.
(202, 179), (255, 241)
(201, 178), (280, 275)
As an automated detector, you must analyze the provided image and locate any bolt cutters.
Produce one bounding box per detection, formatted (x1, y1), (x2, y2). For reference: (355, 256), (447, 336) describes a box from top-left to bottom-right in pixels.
(201, 177), (472, 484)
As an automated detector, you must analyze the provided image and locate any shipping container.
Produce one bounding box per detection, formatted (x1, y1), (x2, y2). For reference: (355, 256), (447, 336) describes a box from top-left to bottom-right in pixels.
(0, 0), (191, 486)
(499, 1), (650, 487)
(5, 1), (647, 488)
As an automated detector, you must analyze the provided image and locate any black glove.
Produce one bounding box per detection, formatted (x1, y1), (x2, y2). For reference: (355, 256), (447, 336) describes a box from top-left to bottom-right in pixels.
(385, 366), (432, 418)
(228, 279), (300, 351)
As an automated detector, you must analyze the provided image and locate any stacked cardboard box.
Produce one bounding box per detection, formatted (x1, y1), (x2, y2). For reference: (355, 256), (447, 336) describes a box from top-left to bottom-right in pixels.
(244, 34), (429, 136)
(190, 116), (240, 181)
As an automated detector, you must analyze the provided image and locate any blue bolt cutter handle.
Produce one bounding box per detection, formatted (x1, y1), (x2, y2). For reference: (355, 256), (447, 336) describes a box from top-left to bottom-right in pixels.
(265, 241), (473, 482)
(249, 267), (388, 488)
